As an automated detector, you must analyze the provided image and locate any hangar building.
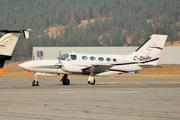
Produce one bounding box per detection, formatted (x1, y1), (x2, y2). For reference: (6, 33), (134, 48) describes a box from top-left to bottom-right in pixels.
(33, 47), (180, 64)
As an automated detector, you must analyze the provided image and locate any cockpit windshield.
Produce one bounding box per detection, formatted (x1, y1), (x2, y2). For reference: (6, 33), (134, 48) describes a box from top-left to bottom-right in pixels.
(60, 53), (69, 60)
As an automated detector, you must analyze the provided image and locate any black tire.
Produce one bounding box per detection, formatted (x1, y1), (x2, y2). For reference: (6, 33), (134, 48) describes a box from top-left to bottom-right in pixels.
(32, 80), (40, 86)
(32, 80), (36, 86)
(87, 79), (96, 85)
(36, 81), (39, 86)
(62, 79), (70, 85)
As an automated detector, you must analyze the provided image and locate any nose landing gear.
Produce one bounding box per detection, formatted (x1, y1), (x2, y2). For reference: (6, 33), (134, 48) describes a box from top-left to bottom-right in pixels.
(32, 79), (39, 86)
(32, 73), (39, 86)
(60, 74), (70, 85)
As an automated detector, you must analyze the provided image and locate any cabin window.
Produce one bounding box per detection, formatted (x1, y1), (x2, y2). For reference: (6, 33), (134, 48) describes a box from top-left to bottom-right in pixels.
(106, 58), (111, 62)
(82, 56), (88, 60)
(90, 56), (96, 61)
(113, 58), (117, 62)
(70, 54), (77, 60)
(98, 57), (104, 61)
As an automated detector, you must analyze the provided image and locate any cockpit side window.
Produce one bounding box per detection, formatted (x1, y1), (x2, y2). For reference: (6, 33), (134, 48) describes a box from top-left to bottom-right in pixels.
(70, 54), (77, 60)
(61, 53), (69, 60)
(0, 33), (2, 37)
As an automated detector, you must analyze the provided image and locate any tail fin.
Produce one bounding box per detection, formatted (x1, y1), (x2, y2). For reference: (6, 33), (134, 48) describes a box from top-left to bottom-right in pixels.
(0, 29), (33, 68)
(23, 29), (33, 39)
(125, 34), (168, 65)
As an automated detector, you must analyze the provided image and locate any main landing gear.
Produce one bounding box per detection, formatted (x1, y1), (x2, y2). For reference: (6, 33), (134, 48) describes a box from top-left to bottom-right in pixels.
(87, 67), (96, 85)
(87, 75), (96, 85)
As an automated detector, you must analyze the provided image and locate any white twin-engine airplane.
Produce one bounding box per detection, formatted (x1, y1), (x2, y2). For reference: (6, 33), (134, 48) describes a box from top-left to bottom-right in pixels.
(19, 34), (168, 86)
(0, 29), (32, 68)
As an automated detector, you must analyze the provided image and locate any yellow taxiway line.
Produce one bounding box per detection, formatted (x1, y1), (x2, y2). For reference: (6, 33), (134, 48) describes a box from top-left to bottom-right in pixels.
(96, 82), (180, 85)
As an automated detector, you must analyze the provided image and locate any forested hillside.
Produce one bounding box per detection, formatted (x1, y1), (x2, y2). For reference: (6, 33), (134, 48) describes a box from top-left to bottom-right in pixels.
(0, 0), (180, 61)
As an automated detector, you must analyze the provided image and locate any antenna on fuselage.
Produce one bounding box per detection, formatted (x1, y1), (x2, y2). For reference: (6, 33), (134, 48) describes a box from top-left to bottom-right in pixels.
(59, 48), (61, 63)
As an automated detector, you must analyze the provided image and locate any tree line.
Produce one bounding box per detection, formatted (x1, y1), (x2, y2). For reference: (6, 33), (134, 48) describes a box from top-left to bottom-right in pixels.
(0, 0), (179, 61)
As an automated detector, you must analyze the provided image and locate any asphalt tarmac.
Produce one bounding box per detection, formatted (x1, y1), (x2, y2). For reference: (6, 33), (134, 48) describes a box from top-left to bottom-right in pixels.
(0, 77), (180, 120)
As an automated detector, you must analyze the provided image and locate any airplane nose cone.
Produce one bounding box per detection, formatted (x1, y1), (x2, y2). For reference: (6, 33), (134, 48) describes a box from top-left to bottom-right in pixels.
(18, 62), (30, 70)
(18, 63), (25, 68)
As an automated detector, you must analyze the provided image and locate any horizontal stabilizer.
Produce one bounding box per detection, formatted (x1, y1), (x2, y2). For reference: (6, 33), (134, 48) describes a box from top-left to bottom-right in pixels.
(0, 55), (12, 68)
(0, 29), (33, 39)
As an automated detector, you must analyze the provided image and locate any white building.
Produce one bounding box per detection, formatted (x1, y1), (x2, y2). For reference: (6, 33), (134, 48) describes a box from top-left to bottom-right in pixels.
(33, 47), (180, 64)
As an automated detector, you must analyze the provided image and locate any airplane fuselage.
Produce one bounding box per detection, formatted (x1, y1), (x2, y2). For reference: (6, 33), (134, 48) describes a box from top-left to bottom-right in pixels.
(20, 53), (142, 76)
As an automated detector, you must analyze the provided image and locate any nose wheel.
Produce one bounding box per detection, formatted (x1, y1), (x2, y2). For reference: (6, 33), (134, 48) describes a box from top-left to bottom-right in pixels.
(32, 80), (39, 86)
(60, 74), (70, 85)
(32, 73), (40, 86)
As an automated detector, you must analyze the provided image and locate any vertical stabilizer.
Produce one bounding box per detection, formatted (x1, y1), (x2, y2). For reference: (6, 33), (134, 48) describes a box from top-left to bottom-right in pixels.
(125, 34), (168, 65)
(23, 29), (33, 39)
(0, 29), (33, 68)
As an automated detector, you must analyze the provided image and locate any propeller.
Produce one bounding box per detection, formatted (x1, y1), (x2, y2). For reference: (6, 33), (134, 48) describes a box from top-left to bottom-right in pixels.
(59, 48), (61, 63)
(55, 48), (63, 74)
(55, 48), (63, 68)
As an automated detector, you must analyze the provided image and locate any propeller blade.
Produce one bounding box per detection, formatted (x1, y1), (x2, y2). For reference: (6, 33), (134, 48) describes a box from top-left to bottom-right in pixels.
(59, 48), (61, 63)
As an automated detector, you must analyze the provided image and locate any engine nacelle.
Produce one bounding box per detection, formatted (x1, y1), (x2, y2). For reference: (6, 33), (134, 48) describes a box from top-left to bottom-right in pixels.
(62, 63), (82, 73)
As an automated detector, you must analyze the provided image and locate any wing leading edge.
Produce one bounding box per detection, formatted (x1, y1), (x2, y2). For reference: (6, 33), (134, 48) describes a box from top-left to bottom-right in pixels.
(82, 64), (114, 74)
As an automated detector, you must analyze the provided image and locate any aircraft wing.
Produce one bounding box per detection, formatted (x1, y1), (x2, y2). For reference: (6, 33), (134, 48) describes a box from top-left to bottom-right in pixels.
(82, 64), (114, 74)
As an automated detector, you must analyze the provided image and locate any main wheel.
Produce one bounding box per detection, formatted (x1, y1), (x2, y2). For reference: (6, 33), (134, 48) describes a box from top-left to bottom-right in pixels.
(87, 79), (96, 85)
(62, 79), (70, 85)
